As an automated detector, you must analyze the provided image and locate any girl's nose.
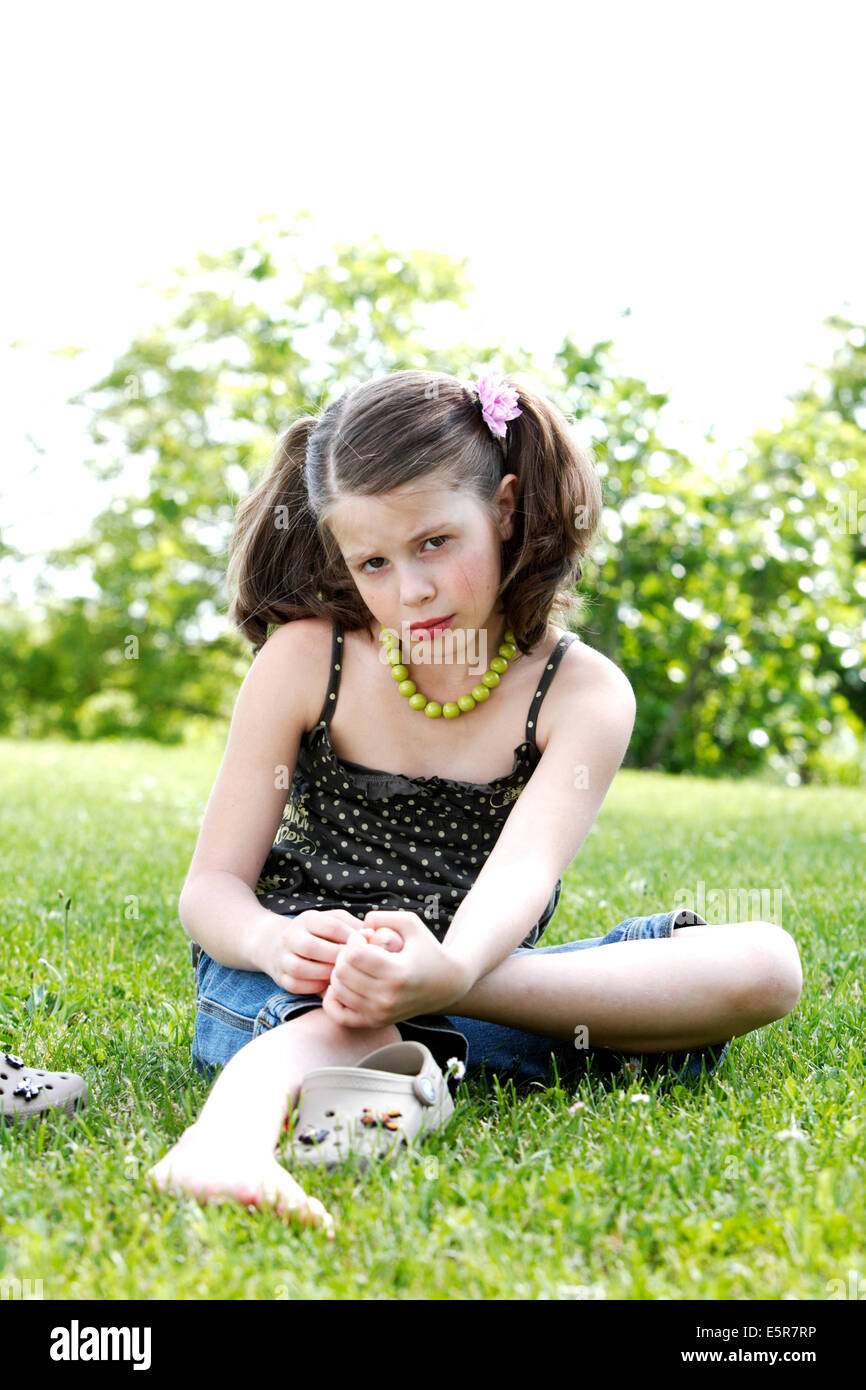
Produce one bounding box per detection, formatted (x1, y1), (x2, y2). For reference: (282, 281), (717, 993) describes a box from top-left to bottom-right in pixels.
(398, 569), (436, 608)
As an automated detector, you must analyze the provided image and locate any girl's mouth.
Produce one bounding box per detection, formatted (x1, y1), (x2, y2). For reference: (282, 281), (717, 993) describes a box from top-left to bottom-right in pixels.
(409, 615), (455, 636)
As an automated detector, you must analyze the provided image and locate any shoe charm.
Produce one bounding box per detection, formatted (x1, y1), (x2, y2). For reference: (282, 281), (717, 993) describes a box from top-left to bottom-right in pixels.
(4, 1054), (25, 1069)
(296, 1126), (330, 1146)
(360, 1108), (403, 1131)
(13, 1078), (43, 1102)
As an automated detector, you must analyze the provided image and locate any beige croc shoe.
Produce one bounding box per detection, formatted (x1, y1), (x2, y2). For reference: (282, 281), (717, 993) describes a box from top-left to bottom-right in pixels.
(288, 1040), (453, 1171)
(0, 1053), (88, 1126)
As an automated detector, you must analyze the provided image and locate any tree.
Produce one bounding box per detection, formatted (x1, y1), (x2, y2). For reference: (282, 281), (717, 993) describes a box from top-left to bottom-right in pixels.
(37, 212), (484, 739)
(559, 316), (865, 783)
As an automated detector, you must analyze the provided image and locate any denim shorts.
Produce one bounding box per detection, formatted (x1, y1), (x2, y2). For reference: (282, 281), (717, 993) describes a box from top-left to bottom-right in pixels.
(189, 906), (731, 1088)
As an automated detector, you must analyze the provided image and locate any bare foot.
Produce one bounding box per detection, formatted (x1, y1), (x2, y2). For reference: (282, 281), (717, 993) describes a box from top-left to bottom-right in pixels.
(146, 1122), (335, 1238)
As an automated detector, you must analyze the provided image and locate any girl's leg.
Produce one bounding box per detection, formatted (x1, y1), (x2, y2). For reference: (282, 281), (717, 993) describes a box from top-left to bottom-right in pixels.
(147, 1009), (401, 1232)
(445, 921), (802, 1054)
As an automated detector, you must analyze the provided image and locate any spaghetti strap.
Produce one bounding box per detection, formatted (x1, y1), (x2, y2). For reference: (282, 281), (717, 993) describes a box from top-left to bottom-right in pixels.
(524, 630), (580, 748)
(316, 620), (345, 727)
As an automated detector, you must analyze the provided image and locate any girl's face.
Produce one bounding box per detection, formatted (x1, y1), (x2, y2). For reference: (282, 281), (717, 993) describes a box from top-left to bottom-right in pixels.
(328, 474), (518, 644)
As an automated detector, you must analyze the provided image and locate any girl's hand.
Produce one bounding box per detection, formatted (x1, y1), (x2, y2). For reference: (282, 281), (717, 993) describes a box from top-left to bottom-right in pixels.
(255, 909), (367, 996)
(321, 912), (474, 1029)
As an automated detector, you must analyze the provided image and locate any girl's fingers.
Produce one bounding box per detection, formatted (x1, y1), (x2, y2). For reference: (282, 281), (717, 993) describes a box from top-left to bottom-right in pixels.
(302, 913), (390, 961)
(336, 935), (399, 983)
(328, 909), (367, 931)
(329, 958), (375, 997)
(310, 910), (366, 943)
(297, 934), (344, 965)
(321, 988), (367, 1028)
(325, 971), (372, 1013)
(282, 952), (334, 983)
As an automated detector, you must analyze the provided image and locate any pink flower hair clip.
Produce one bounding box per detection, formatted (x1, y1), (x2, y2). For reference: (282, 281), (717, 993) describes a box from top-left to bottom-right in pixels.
(465, 366), (522, 458)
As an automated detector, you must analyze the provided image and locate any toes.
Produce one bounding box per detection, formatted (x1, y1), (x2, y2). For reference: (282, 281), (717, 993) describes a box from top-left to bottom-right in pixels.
(262, 1170), (335, 1235)
(144, 1155), (335, 1238)
(290, 1195), (334, 1236)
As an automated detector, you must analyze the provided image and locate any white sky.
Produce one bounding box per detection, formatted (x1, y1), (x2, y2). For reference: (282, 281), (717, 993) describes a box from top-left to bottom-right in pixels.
(2, 0), (865, 605)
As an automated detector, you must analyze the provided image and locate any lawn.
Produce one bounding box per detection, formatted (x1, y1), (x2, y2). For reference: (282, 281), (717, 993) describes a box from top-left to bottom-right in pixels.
(1, 735), (863, 1300)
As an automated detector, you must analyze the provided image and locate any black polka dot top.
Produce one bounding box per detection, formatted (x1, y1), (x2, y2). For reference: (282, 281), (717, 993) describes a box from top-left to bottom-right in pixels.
(254, 621), (580, 948)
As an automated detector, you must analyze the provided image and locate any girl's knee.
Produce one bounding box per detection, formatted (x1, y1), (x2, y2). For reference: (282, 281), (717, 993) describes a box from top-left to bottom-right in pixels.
(743, 923), (803, 1020)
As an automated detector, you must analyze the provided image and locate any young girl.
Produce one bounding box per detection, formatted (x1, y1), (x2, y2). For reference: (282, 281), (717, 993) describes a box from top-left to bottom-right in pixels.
(147, 367), (803, 1234)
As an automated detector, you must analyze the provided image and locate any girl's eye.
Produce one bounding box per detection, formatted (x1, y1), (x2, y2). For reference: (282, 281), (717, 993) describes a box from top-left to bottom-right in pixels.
(360, 536), (450, 575)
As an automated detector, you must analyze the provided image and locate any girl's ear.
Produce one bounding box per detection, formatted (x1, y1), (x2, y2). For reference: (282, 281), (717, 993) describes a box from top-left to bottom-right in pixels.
(496, 473), (519, 540)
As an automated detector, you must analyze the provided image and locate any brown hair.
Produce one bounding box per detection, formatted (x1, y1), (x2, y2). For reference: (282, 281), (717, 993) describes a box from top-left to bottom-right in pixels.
(227, 368), (602, 656)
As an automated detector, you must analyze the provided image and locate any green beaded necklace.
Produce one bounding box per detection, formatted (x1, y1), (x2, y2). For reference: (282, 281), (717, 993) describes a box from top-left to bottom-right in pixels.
(379, 624), (518, 719)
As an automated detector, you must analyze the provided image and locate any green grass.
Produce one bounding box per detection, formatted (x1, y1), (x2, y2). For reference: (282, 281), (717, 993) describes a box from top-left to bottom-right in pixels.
(0, 735), (863, 1300)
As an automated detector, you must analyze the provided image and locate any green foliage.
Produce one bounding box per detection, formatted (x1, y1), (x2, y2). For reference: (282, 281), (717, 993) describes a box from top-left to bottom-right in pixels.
(4, 213), (865, 778)
(557, 320), (866, 782)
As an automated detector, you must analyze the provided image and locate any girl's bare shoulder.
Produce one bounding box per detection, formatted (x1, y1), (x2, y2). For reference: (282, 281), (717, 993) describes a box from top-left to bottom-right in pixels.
(548, 622), (634, 692)
(258, 617), (337, 734)
(536, 623), (635, 752)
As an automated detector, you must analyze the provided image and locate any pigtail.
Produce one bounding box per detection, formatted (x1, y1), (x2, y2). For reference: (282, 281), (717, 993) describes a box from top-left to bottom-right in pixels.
(227, 418), (328, 655)
(497, 377), (603, 652)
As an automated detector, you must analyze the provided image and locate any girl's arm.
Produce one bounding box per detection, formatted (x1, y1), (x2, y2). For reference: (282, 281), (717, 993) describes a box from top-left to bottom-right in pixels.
(178, 620), (325, 972)
(440, 658), (637, 987)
